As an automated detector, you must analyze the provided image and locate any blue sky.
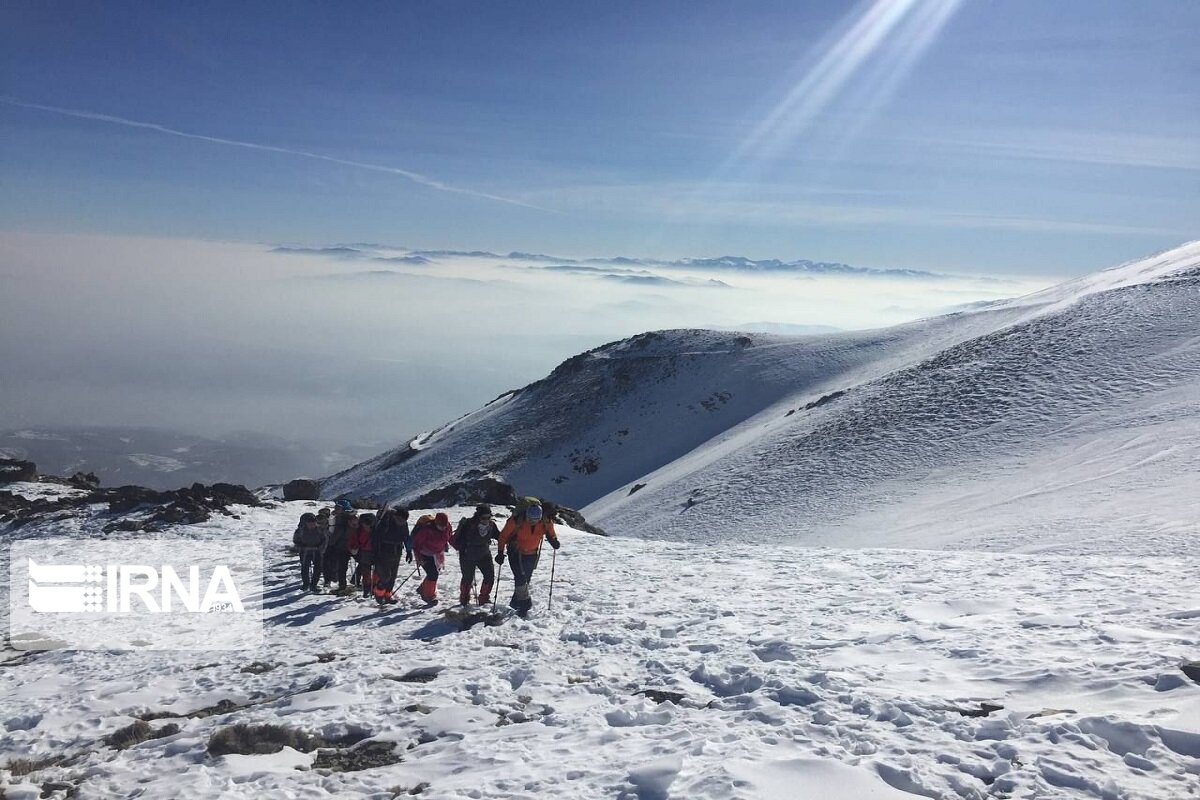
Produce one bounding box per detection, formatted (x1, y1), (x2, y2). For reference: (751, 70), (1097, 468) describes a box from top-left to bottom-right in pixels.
(2, 0), (1197, 275)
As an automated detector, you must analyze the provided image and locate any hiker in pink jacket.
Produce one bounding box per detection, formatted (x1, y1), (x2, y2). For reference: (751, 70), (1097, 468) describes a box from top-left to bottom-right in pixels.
(410, 512), (457, 603)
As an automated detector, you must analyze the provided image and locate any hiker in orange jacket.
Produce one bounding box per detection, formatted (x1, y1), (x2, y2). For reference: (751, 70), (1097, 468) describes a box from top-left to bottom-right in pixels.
(496, 502), (560, 616)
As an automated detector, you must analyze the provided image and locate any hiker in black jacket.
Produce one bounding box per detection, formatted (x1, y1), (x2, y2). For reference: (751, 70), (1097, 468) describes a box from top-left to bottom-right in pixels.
(292, 512), (327, 592)
(370, 507), (411, 605)
(453, 505), (500, 605)
(323, 509), (355, 592)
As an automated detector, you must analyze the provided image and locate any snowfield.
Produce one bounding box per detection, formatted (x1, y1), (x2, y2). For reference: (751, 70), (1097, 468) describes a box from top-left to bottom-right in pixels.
(2, 500), (1198, 799)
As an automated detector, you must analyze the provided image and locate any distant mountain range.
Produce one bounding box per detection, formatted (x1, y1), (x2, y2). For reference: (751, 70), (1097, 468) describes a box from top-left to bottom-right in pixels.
(0, 427), (385, 490)
(272, 243), (945, 279)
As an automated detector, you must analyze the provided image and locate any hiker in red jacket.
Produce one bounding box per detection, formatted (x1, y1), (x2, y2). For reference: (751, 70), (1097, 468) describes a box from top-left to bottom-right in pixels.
(348, 513), (376, 599)
(411, 512), (457, 604)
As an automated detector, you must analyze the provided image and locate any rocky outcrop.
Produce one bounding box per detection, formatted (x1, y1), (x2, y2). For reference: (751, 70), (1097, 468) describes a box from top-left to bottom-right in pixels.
(68, 471), (101, 489)
(409, 478), (606, 536)
(283, 479), (321, 501)
(2, 478), (265, 532)
(409, 478), (518, 509)
(0, 459), (37, 483)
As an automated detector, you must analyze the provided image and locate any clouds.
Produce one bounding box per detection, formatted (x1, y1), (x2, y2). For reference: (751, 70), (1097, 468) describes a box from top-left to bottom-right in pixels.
(0, 232), (1055, 456)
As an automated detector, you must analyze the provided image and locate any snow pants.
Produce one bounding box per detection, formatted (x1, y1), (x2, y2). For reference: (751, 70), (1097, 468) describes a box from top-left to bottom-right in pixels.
(323, 549), (351, 590)
(353, 552), (374, 597)
(417, 554), (441, 602)
(298, 548), (321, 590)
(507, 548), (540, 614)
(373, 545), (404, 601)
(459, 553), (495, 604)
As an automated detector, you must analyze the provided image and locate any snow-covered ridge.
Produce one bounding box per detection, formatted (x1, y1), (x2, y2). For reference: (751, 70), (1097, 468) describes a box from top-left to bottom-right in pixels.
(324, 242), (1200, 554)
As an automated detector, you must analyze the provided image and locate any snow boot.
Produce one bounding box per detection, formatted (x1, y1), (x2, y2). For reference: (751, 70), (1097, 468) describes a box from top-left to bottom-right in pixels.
(477, 579), (493, 606)
(510, 584), (532, 615)
(417, 578), (438, 604)
(459, 580), (472, 606)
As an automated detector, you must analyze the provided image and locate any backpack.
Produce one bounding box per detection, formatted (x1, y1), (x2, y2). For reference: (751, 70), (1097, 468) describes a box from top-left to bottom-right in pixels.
(410, 516), (438, 555)
(297, 524), (324, 549)
(512, 496), (541, 522)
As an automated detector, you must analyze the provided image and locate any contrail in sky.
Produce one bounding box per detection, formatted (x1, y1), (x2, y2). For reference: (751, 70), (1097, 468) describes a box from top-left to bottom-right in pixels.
(1, 96), (548, 212)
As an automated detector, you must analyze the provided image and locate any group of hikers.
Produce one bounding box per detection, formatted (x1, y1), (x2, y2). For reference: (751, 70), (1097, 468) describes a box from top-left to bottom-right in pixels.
(291, 499), (561, 616)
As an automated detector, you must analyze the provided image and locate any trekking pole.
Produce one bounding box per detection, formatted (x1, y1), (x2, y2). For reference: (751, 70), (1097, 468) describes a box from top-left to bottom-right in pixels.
(492, 556), (503, 613)
(548, 548), (557, 612)
(395, 564), (421, 593)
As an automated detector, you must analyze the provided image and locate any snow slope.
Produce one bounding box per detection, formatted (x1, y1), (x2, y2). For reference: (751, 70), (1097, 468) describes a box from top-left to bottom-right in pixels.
(2, 499), (1198, 799)
(324, 242), (1200, 554)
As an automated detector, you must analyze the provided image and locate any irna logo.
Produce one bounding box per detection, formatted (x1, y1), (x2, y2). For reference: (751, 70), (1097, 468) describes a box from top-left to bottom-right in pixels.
(27, 559), (244, 614)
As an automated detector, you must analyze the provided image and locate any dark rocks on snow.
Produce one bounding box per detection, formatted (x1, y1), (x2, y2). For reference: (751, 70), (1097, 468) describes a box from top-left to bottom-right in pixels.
(1182, 661), (1200, 684)
(952, 702), (1004, 718)
(104, 720), (181, 750)
(408, 478), (608, 535)
(68, 471), (101, 489)
(804, 389), (846, 410)
(410, 478), (519, 509)
(635, 689), (687, 705)
(283, 478), (321, 501)
(312, 740), (401, 773)
(0, 458), (38, 483)
(108, 485), (172, 513)
(207, 723), (323, 757)
(552, 504), (607, 537)
(0, 472), (262, 532)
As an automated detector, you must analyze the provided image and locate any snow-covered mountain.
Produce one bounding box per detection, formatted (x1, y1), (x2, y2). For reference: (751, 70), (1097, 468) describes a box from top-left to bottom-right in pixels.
(4, 244), (1199, 800)
(324, 242), (1200, 554)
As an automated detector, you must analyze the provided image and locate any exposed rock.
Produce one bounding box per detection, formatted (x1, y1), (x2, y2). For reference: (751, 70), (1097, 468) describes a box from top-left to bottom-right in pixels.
(953, 702), (1004, 718)
(108, 485), (171, 513)
(239, 661), (277, 675)
(0, 458), (38, 483)
(283, 478), (321, 501)
(635, 689), (687, 705)
(104, 720), (180, 750)
(410, 478), (518, 509)
(209, 482), (259, 506)
(549, 504), (607, 537)
(312, 740), (401, 773)
(67, 471), (100, 489)
(804, 389), (846, 410)
(409, 478), (606, 535)
(1182, 661), (1200, 684)
(207, 723), (323, 757)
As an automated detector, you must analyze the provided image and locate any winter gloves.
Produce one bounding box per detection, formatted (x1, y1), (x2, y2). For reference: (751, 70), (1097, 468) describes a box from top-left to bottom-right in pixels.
(405, 551), (413, 563)
(549, 539), (560, 550)
(495, 553), (505, 564)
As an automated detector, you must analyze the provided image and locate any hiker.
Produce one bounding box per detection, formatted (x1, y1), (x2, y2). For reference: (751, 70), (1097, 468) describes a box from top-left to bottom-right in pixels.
(349, 513), (376, 598)
(452, 505), (500, 605)
(411, 512), (457, 604)
(371, 507), (411, 605)
(323, 508), (356, 592)
(292, 512), (326, 592)
(496, 501), (560, 616)
(317, 507), (333, 538)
